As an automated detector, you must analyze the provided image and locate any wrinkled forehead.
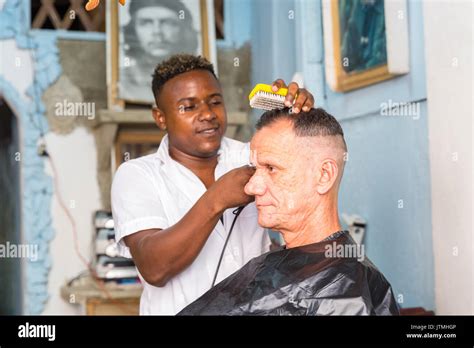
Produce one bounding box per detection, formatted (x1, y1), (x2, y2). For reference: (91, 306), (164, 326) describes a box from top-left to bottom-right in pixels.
(250, 121), (300, 164)
(250, 120), (342, 166)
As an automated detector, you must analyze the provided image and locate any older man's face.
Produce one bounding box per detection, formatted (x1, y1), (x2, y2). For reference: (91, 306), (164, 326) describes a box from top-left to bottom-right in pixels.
(244, 119), (320, 233)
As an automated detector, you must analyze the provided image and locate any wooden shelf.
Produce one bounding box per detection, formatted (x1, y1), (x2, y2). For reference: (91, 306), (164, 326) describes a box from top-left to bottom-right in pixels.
(61, 275), (143, 303)
(61, 275), (142, 315)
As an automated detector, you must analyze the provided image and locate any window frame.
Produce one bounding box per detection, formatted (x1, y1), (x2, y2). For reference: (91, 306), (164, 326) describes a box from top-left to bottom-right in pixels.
(25, 0), (106, 41)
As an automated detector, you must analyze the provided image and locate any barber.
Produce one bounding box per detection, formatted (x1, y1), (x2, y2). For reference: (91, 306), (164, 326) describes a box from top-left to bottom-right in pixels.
(111, 54), (315, 315)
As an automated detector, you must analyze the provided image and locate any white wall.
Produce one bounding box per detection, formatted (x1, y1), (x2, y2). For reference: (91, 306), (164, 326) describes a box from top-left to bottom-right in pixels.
(423, 0), (473, 314)
(0, 40), (34, 100)
(42, 127), (102, 315)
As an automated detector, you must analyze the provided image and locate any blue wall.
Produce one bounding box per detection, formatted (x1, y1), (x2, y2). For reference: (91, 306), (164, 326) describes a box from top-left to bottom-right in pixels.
(247, 0), (435, 309)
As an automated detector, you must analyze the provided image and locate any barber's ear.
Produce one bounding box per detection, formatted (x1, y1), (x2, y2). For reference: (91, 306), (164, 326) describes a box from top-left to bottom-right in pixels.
(152, 107), (167, 131)
(316, 160), (338, 195)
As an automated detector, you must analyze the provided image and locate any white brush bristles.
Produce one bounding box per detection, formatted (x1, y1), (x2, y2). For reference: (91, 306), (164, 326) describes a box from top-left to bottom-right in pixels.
(249, 91), (286, 111)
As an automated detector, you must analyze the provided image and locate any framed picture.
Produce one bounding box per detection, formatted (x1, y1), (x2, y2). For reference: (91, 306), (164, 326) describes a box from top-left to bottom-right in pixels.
(322, 0), (409, 92)
(107, 0), (217, 107)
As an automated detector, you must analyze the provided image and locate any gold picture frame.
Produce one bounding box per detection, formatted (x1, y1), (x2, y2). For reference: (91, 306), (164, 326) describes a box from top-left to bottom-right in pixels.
(322, 0), (394, 92)
(107, 0), (215, 108)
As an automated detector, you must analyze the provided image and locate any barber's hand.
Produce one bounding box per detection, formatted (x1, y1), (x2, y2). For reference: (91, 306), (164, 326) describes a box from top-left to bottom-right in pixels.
(209, 165), (256, 210)
(271, 79), (315, 113)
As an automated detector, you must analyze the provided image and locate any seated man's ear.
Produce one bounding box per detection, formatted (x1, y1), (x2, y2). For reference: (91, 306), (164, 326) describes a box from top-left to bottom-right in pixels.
(316, 159), (339, 195)
(152, 107), (167, 131)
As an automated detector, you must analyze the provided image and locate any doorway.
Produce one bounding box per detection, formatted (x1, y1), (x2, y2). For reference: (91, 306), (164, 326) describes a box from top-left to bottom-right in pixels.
(0, 98), (22, 314)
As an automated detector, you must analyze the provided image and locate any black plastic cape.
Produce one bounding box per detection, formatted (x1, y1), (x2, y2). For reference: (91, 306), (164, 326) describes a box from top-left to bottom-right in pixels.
(179, 231), (399, 315)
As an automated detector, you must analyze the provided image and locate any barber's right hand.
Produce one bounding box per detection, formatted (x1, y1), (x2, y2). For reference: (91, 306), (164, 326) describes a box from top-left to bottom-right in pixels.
(209, 165), (256, 210)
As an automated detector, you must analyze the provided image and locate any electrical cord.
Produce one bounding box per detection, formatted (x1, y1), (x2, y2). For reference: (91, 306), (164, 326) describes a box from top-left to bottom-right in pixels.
(211, 205), (246, 288)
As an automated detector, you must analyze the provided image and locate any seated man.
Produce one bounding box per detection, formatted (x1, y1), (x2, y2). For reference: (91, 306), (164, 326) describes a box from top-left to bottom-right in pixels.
(179, 108), (399, 315)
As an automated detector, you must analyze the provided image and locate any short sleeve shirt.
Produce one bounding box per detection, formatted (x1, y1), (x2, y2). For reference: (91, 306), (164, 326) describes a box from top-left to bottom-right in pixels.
(111, 135), (271, 315)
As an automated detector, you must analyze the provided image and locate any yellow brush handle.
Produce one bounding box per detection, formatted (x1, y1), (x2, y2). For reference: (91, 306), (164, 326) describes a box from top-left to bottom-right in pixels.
(248, 84), (289, 100)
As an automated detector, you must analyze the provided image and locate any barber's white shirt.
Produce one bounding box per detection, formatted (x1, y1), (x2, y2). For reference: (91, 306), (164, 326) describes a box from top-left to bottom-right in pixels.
(111, 135), (271, 315)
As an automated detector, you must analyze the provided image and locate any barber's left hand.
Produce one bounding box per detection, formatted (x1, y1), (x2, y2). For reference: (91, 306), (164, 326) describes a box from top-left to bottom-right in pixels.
(271, 79), (315, 114)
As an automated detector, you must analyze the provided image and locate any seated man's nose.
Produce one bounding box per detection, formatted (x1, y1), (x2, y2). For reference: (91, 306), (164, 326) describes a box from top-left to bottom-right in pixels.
(244, 175), (266, 196)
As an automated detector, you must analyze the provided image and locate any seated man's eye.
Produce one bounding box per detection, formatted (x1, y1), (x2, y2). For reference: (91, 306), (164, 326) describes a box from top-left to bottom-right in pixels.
(267, 165), (275, 173)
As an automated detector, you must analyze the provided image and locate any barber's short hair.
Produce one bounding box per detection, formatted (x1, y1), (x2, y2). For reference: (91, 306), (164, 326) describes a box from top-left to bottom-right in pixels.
(256, 107), (347, 150)
(152, 54), (217, 102)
